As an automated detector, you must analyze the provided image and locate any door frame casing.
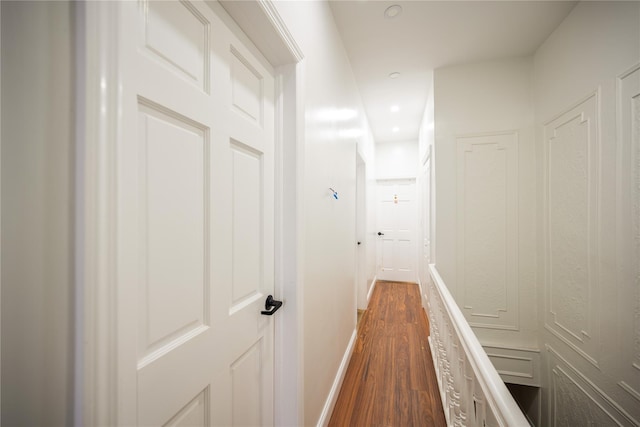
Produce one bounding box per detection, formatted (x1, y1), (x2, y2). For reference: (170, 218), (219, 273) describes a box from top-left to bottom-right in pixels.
(76, 1), (304, 425)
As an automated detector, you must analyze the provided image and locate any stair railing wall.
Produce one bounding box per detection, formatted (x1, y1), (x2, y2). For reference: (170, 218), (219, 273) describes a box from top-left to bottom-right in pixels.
(427, 264), (529, 427)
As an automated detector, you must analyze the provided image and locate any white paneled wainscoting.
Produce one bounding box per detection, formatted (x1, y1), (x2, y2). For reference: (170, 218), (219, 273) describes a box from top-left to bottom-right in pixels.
(427, 265), (531, 427)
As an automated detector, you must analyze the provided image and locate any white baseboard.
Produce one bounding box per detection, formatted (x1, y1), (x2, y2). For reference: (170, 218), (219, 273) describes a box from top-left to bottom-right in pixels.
(316, 328), (358, 427)
(417, 278), (427, 311)
(367, 276), (377, 303)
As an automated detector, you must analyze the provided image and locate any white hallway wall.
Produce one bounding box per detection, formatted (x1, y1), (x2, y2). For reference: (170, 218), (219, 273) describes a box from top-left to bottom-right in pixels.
(272, 2), (376, 425)
(1, 2), (74, 425)
(376, 140), (418, 180)
(432, 57), (538, 353)
(427, 1), (640, 424)
(534, 2), (640, 425)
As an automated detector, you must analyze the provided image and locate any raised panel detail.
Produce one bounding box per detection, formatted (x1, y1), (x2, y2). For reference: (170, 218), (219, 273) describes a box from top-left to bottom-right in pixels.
(143, 0), (210, 91)
(231, 47), (263, 124)
(618, 64), (640, 403)
(484, 345), (540, 387)
(552, 368), (620, 427)
(379, 201), (394, 230)
(544, 93), (600, 367)
(230, 140), (263, 310)
(634, 92), (640, 372)
(631, 88), (640, 397)
(456, 132), (518, 330)
(396, 239), (412, 271)
(231, 340), (263, 427)
(138, 101), (209, 359)
(163, 387), (210, 427)
(381, 239), (394, 271)
(396, 200), (412, 229)
(634, 94), (640, 378)
(547, 346), (638, 426)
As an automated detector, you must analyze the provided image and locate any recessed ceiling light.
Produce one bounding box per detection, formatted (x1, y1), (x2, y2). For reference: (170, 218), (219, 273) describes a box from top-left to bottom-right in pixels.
(390, 105), (400, 112)
(384, 5), (402, 19)
(392, 127), (399, 133)
(389, 72), (400, 79)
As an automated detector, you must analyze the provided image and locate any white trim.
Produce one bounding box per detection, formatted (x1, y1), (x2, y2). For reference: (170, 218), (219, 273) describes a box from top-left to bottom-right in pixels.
(73, 2), (86, 425)
(273, 66), (287, 426)
(483, 345), (541, 387)
(79, 2), (121, 425)
(294, 59), (307, 427)
(273, 60), (304, 426)
(376, 176), (417, 183)
(256, 0), (304, 62)
(316, 329), (358, 427)
(218, 0), (303, 67)
(367, 275), (377, 303)
(421, 144), (432, 168)
(616, 62), (640, 410)
(429, 264), (528, 426)
(417, 277), (428, 311)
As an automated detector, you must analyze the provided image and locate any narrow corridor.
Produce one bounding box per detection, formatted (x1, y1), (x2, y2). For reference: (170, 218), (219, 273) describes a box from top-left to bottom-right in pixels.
(329, 281), (447, 426)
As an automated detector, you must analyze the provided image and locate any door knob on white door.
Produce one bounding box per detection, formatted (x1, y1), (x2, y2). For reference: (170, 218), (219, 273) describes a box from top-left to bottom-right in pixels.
(377, 232), (384, 236)
(261, 295), (283, 315)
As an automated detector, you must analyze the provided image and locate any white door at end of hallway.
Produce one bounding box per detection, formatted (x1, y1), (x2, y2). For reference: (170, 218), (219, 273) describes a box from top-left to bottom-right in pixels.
(376, 180), (417, 283)
(117, 1), (277, 425)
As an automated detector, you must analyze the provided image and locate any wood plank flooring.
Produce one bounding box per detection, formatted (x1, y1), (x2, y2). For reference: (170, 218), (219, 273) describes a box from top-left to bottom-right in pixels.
(328, 281), (447, 427)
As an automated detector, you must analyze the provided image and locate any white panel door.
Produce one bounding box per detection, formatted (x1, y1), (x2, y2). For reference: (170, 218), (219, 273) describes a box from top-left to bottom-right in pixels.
(376, 180), (417, 282)
(117, 1), (276, 425)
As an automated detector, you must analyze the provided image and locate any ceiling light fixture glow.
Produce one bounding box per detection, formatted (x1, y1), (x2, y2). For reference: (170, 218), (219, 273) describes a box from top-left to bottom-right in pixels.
(392, 127), (399, 133)
(384, 5), (403, 19)
(389, 72), (400, 79)
(390, 105), (399, 112)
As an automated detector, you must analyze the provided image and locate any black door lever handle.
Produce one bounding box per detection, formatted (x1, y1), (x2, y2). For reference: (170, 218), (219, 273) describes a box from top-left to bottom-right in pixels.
(261, 295), (283, 315)
(378, 232), (384, 236)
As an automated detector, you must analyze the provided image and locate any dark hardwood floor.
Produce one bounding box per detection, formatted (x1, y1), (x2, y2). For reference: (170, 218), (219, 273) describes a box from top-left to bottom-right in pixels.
(328, 281), (447, 427)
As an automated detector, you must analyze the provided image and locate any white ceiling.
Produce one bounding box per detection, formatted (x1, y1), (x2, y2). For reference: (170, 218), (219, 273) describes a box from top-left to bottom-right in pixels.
(329, 0), (577, 143)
